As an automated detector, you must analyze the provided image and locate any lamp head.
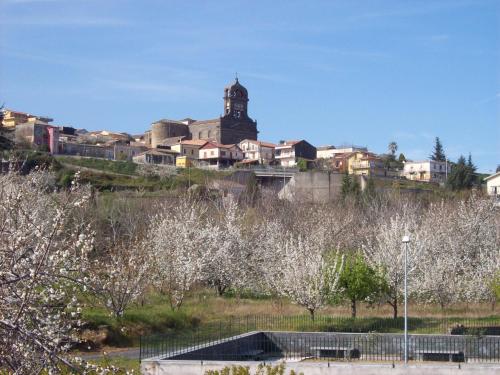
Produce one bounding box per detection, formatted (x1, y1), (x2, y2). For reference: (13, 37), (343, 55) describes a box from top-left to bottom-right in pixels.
(402, 235), (410, 243)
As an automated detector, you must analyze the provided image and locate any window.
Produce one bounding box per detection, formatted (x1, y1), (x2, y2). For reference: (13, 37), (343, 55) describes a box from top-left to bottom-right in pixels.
(203, 152), (207, 158)
(221, 151), (226, 156)
(210, 150), (214, 156)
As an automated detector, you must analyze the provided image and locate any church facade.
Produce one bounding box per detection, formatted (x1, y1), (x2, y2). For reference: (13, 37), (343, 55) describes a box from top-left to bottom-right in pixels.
(149, 78), (258, 147)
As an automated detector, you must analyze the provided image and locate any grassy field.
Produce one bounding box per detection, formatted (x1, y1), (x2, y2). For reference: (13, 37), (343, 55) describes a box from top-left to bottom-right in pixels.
(80, 289), (500, 349)
(57, 156), (139, 175)
(55, 156), (231, 191)
(75, 292), (500, 373)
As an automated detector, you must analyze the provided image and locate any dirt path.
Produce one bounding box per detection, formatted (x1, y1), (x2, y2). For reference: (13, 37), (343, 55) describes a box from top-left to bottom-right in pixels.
(77, 347), (141, 360)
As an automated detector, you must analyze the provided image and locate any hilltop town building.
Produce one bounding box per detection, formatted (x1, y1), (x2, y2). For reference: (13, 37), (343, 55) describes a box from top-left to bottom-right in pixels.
(198, 142), (244, 169)
(483, 172), (500, 197)
(170, 139), (208, 159)
(316, 145), (368, 159)
(402, 160), (451, 183)
(1, 109), (53, 128)
(238, 139), (276, 164)
(149, 78), (258, 148)
(15, 121), (59, 154)
(275, 140), (317, 167)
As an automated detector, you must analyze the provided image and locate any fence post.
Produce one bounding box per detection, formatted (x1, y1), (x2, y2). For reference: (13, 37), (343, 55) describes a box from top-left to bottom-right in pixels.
(139, 335), (142, 361)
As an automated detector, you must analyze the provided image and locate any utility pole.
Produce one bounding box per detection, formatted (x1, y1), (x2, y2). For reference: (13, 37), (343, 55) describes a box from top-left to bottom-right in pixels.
(402, 235), (410, 364)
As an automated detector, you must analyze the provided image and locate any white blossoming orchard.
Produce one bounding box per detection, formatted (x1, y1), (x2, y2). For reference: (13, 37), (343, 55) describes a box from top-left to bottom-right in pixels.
(0, 171), (94, 373)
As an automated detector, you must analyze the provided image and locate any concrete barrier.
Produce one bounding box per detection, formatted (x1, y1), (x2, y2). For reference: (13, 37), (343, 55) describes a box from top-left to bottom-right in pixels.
(141, 360), (500, 375)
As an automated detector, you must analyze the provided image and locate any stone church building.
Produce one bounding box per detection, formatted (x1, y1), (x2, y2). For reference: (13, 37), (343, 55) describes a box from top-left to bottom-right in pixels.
(147, 78), (258, 147)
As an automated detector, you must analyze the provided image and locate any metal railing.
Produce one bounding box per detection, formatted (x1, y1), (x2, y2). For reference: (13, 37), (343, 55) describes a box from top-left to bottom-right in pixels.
(140, 315), (500, 362)
(141, 331), (500, 363)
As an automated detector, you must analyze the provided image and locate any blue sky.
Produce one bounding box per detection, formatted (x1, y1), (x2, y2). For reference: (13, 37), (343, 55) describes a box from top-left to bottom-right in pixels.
(0, 0), (498, 172)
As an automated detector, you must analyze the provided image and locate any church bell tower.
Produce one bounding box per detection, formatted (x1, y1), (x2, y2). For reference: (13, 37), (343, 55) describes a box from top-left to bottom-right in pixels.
(223, 77), (249, 120)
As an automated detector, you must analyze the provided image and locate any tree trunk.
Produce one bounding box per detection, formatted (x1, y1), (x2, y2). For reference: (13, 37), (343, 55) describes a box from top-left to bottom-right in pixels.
(388, 295), (398, 319)
(351, 298), (357, 318)
(216, 284), (227, 296)
(308, 308), (315, 321)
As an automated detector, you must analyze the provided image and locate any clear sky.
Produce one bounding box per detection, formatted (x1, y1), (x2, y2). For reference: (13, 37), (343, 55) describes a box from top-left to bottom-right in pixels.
(1, 0), (498, 172)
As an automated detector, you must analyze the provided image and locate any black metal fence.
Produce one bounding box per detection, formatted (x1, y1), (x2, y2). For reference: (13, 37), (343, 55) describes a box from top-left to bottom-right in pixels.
(140, 315), (500, 362)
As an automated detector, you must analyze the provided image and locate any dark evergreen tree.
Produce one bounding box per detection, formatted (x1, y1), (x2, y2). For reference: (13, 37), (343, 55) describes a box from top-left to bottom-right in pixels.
(341, 172), (353, 198)
(466, 153), (477, 187)
(398, 153), (406, 163)
(496, 165), (500, 173)
(430, 137), (446, 162)
(447, 155), (476, 190)
(341, 173), (360, 199)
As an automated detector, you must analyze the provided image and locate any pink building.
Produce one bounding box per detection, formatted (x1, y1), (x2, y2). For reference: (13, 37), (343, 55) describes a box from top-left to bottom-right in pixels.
(15, 121), (59, 154)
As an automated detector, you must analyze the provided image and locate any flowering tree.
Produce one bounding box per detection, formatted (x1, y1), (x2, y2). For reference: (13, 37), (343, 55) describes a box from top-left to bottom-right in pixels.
(363, 204), (424, 319)
(261, 222), (344, 319)
(90, 240), (152, 318)
(201, 199), (249, 296)
(0, 171), (94, 373)
(415, 196), (500, 307)
(148, 199), (208, 309)
(88, 195), (154, 317)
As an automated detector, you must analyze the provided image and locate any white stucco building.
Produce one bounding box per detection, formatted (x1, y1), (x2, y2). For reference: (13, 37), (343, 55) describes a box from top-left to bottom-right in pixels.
(238, 139), (276, 164)
(316, 145), (368, 159)
(402, 160), (451, 183)
(484, 172), (500, 197)
(198, 142), (244, 169)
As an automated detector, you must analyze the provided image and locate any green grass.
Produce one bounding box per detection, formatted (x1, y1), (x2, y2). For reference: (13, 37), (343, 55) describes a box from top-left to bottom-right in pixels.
(55, 158), (231, 192)
(80, 290), (500, 351)
(57, 156), (138, 175)
(82, 302), (201, 347)
(171, 167), (230, 187)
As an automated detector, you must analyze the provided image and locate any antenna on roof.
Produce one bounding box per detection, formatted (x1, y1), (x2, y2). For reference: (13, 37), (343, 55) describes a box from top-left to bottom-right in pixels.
(235, 72), (238, 82)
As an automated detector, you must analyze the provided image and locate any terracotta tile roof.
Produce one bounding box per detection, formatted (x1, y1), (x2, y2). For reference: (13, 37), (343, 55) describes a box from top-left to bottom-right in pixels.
(241, 139), (277, 148)
(201, 142), (240, 150)
(180, 139), (208, 146)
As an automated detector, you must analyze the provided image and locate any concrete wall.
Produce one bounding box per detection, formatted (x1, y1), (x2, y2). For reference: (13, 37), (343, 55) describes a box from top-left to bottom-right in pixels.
(169, 332), (279, 361)
(141, 360), (500, 375)
(280, 171), (344, 203)
(141, 331), (500, 374)
(266, 332), (500, 360)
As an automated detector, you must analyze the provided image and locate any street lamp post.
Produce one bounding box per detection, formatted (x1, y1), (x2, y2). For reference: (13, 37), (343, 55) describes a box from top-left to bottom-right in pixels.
(402, 235), (410, 364)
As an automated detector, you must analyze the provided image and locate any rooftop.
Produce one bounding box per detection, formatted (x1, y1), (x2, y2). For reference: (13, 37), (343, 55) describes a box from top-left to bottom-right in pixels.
(179, 139), (209, 146)
(240, 139), (277, 148)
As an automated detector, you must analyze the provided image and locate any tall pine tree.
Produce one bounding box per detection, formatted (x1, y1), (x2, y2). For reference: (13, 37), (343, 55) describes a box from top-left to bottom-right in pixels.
(430, 137), (446, 161)
(447, 154), (476, 190)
